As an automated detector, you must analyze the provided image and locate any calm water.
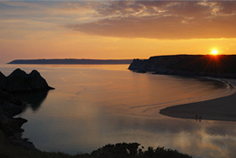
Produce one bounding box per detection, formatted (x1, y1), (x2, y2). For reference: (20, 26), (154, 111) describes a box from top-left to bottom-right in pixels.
(1, 64), (236, 158)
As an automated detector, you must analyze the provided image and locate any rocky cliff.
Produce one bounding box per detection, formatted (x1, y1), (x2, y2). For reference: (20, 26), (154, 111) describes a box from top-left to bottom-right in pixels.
(129, 55), (236, 78)
(0, 68), (54, 93)
(0, 68), (54, 149)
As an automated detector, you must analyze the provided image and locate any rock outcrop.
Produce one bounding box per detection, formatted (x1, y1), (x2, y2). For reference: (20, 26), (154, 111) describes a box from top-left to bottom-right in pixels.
(0, 68), (54, 150)
(0, 68), (54, 92)
(0, 71), (6, 90)
(0, 90), (35, 149)
(28, 70), (53, 91)
(129, 55), (236, 78)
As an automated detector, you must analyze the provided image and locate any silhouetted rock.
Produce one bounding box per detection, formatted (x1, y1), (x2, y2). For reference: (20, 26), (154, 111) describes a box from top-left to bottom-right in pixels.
(28, 70), (53, 91)
(0, 91), (35, 149)
(0, 101), (22, 117)
(0, 68), (53, 150)
(6, 69), (31, 92)
(4, 68), (54, 93)
(0, 90), (37, 150)
(0, 91), (25, 134)
(0, 71), (6, 90)
(129, 55), (236, 78)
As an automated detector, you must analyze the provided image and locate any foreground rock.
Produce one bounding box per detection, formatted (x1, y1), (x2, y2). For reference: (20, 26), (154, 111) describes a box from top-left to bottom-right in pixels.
(0, 90), (35, 149)
(0, 68), (54, 92)
(0, 68), (54, 150)
(129, 55), (236, 78)
(0, 71), (6, 90)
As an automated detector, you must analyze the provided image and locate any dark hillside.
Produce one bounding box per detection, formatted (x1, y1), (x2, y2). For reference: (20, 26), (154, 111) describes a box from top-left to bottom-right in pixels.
(129, 55), (236, 78)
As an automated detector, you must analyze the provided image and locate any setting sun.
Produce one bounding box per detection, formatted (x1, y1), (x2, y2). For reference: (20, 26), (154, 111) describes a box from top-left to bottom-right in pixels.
(211, 49), (218, 55)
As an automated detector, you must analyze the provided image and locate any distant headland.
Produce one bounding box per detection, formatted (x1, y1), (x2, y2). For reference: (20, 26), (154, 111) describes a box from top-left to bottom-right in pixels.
(129, 55), (236, 79)
(8, 59), (133, 65)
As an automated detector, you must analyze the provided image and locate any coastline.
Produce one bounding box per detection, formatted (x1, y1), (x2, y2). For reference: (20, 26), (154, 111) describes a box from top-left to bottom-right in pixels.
(0, 90), (36, 149)
(0, 65), (234, 157)
(128, 55), (236, 122)
(160, 78), (236, 122)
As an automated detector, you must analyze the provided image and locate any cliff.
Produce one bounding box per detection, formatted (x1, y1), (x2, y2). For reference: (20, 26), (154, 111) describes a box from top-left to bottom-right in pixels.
(0, 68), (54, 93)
(0, 69), (54, 149)
(0, 90), (34, 149)
(128, 55), (236, 78)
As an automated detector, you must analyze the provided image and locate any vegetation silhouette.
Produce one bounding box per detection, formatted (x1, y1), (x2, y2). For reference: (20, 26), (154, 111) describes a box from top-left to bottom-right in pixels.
(0, 136), (193, 158)
(91, 143), (192, 158)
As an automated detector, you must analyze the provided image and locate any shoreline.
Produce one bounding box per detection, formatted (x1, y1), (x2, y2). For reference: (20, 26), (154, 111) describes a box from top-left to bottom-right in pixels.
(160, 78), (236, 122)
(0, 92), (193, 157)
(0, 90), (36, 150)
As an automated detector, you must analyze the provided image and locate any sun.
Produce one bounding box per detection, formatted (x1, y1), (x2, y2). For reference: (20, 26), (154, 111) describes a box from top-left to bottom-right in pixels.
(211, 49), (218, 55)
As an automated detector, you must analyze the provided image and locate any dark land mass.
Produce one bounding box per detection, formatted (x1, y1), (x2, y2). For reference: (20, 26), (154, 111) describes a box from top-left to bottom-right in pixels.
(129, 55), (236, 122)
(0, 69), (54, 150)
(8, 59), (133, 65)
(0, 68), (54, 93)
(129, 55), (236, 78)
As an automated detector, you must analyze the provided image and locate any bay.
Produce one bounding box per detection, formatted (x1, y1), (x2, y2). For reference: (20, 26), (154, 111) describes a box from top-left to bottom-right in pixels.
(1, 64), (236, 158)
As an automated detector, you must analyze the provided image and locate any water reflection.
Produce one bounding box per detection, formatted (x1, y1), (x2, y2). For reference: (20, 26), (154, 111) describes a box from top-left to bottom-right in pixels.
(14, 91), (49, 112)
(4, 64), (235, 158)
(102, 114), (236, 158)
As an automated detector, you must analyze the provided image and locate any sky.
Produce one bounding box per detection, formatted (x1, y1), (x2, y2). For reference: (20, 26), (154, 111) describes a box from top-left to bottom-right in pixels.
(1, 0), (236, 63)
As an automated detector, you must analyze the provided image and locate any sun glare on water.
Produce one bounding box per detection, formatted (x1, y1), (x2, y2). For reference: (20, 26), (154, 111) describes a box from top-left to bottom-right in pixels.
(211, 49), (218, 55)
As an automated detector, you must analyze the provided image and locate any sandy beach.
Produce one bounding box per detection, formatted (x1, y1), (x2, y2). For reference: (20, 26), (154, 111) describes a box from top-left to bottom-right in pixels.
(160, 79), (236, 122)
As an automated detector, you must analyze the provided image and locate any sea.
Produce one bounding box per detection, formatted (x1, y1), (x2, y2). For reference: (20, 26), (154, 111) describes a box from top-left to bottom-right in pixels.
(1, 64), (236, 158)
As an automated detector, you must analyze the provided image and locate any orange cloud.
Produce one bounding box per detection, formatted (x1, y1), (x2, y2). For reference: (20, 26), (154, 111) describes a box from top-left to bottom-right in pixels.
(65, 1), (236, 39)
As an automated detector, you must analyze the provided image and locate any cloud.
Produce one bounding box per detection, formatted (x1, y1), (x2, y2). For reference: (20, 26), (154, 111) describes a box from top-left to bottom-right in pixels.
(65, 1), (236, 39)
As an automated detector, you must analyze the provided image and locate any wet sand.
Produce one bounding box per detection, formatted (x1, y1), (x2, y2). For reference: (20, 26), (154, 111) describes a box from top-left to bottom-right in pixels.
(160, 79), (236, 122)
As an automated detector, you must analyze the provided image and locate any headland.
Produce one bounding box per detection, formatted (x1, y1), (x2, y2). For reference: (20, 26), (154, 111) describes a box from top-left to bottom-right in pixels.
(129, 55), (236, 121)
(8, 59), (133, 65)
(129, 55), (236, 79)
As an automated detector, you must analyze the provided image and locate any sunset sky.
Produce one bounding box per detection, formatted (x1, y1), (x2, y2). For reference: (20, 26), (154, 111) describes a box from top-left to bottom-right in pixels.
(1, 0), (236, 63)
